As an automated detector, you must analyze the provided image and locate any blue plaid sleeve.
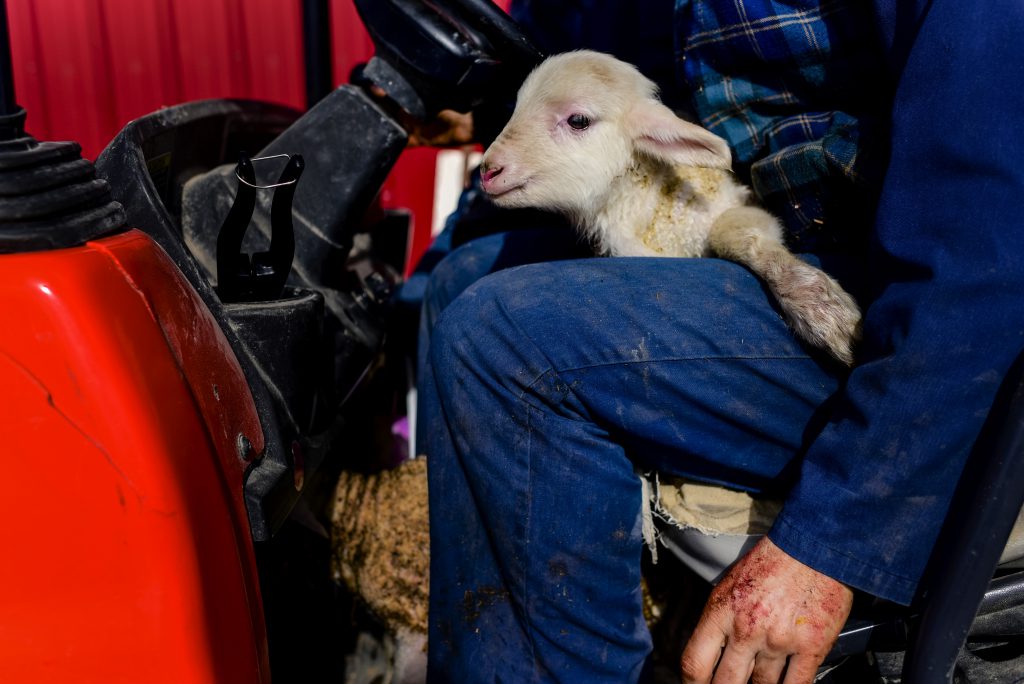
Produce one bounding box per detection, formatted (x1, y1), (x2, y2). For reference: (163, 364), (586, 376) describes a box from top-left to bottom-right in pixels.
(674, 0), (891, 254)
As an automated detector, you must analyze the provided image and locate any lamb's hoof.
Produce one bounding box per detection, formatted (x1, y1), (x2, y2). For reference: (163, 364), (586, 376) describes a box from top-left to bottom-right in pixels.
(775, 263), (862, 366)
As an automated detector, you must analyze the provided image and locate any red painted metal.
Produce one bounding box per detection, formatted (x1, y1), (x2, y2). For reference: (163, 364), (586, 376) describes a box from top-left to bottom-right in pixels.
(0, 230), (268, 682)
(330, 0), (375, 88)
(380, 147), (439, 274)
(7, 0), (306, 158)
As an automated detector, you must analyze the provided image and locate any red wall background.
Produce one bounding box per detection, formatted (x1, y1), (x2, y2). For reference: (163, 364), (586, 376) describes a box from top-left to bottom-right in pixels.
(6, 0), (510, 270)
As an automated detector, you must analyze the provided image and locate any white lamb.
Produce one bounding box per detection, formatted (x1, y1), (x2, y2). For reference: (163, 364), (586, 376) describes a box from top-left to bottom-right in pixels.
(480, 50), (861, 364)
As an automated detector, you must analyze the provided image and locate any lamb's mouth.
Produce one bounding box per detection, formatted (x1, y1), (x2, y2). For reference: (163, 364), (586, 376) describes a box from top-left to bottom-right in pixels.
(485, 181), (528, 201)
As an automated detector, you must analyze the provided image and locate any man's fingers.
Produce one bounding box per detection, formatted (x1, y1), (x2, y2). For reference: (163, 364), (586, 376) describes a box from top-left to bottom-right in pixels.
(782, 653), (823, 684)
(680, 620), (726, 684)
(709, 645), (755, 684)
(750, 653), (787, 684)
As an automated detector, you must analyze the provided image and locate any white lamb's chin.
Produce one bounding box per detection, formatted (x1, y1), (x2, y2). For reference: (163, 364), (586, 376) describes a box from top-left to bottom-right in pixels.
(487, 193), (509, 207)
(489, 189), (529, 209)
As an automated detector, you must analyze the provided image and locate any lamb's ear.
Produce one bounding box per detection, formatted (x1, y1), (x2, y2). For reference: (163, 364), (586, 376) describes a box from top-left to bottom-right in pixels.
(629, 100), (732, 169)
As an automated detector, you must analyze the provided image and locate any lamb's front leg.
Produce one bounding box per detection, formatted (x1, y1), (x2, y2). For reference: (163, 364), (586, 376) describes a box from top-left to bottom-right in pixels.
(708, 206), (862, 365)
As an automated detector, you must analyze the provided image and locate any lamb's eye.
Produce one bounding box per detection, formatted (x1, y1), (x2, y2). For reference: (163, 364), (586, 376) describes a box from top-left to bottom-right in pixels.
(567, 113), (591, 131)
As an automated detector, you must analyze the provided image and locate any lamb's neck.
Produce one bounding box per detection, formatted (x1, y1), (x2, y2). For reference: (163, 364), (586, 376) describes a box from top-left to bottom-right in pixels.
(583, 158), (746, 258)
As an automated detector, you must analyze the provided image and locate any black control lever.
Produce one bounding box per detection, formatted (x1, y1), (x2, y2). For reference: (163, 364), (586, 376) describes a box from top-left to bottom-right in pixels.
(216, 153), (305, 303)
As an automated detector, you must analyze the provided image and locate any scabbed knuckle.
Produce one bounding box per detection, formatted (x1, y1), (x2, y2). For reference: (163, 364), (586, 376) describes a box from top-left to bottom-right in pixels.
(764, 629), (790, 651)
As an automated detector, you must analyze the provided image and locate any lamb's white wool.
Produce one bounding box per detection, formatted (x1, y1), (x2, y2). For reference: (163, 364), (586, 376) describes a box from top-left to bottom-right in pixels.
(481, 50), (861, 364)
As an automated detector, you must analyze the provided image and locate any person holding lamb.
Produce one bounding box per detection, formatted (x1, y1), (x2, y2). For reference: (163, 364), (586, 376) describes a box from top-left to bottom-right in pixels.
(414, 0), (1024, 682)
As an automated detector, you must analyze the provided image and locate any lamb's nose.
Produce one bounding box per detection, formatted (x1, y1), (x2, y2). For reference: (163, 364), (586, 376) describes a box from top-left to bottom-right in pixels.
(481, 163), (504, 185)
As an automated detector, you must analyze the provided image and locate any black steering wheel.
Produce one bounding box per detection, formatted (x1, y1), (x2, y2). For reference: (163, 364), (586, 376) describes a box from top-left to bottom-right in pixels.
(354, 0), (544, 118)
(442, 0), (544, 69)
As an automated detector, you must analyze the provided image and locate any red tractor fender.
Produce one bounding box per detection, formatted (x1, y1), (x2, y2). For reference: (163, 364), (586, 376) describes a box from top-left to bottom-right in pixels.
(0, 229), (268, 683)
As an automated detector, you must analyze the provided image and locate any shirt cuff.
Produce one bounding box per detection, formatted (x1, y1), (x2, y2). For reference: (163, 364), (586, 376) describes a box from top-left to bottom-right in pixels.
(768, 512), (918, 605)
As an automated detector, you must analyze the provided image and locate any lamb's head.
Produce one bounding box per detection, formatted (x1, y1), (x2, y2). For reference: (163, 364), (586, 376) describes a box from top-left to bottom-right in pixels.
(480, 50), (732, 221)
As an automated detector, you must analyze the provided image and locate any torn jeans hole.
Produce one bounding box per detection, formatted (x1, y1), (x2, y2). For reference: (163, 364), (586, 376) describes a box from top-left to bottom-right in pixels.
(638, 470), (783, 582)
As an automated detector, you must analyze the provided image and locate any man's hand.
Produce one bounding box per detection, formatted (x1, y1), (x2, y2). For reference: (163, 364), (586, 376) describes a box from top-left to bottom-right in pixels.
(403, 108), (475, 148)
(680, 537), (853, 684)
(366, 85), (475, 148)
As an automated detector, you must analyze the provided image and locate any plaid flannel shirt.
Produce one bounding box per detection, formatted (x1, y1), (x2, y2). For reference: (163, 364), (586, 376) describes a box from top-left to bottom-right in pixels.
(675, 0), (892, 255)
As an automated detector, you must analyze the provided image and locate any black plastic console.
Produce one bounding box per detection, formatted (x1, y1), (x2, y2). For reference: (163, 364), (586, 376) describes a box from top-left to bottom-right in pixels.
(96, 95), (406, 540)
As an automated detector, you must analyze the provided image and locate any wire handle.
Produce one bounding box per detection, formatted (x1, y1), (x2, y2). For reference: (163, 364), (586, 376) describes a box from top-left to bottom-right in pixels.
(236, 154), (301, 189)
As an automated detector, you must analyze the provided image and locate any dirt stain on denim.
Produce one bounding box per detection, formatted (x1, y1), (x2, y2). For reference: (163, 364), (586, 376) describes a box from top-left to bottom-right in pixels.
(462, 585), (510, 624)
(552, 378), (583, 399)
(549, 559), (570, 578)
